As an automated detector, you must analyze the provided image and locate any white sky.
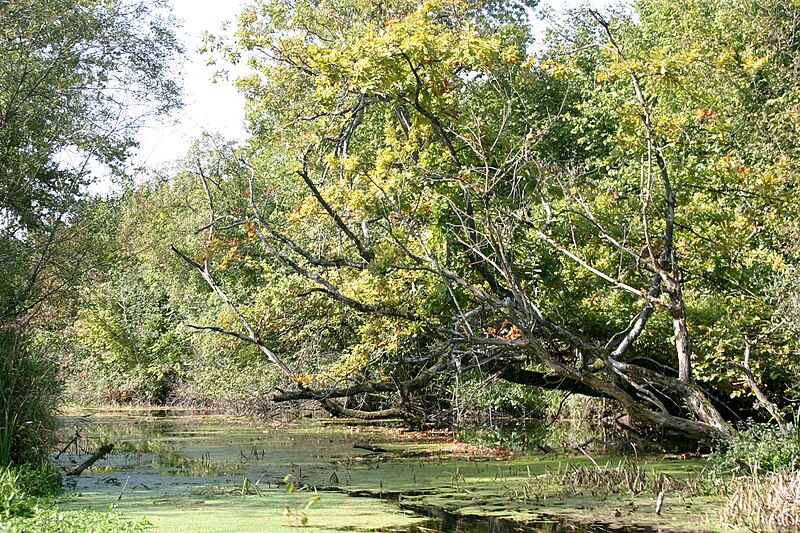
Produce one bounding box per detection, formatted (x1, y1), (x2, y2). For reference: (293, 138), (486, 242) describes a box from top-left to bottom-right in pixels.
(131, 0), (249, 172)
(128, 0), (609, 174)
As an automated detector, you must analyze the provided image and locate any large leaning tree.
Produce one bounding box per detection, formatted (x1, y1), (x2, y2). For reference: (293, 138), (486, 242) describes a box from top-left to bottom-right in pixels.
(178, 0), (800, 441)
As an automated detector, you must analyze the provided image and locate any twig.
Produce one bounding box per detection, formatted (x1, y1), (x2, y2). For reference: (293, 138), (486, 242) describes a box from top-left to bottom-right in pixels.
(55, 430), (80, 460)
(118, 475), (130, 501)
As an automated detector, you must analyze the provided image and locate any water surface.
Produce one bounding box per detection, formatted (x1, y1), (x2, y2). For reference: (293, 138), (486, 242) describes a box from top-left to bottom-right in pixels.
(53, 409), (715, 532)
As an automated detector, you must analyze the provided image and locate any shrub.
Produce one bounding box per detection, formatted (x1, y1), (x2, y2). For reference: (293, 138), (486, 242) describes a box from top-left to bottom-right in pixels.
(713, 421), (800, 473)
(1, 462), (145, 532)
(457, 373), (549, 419)
(0, 466), (30, 519)
(0, 462), (63, 518)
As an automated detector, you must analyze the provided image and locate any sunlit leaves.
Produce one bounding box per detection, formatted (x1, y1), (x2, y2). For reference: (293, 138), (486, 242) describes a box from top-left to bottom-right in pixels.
(543, 0), (800, 396)
(166, 0), (800, 421)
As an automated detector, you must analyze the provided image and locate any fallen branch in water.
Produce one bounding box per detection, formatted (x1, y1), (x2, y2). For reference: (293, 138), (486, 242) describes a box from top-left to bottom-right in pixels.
(66, 443), (114, 476)
(55, 429), (81, 460)
(353, 442), (388, 453)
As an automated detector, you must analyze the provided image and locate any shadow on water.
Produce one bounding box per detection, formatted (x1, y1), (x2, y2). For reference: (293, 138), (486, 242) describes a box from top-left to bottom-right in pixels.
(396, 507), (662, 532)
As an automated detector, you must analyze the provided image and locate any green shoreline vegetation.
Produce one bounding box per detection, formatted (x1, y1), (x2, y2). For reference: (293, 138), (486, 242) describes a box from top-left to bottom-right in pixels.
(4, 0), (800, 531)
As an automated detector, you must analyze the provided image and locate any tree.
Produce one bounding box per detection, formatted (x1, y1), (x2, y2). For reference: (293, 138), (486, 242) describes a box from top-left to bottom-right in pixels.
(179, 0), (800, 440)
(43, 137), (300, 408)
(0, 0), (182, 465)
(538, 0), (800, 431)
(0, 0), (183, 322)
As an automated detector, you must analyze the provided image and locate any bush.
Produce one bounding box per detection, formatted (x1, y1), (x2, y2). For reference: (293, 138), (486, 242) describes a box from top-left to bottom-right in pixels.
(1, 463), (145, 532)
(713, 420), (800, 472)
(0, 463), (62, 518)
(0, 466), (30, 519)
(0, 331), (60, 466)
(456, 423), (549, 453)
(457, 373), (549, 418)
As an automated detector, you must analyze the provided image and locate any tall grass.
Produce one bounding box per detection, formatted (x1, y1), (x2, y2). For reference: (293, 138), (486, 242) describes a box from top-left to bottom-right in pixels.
(710, 417), (800, 530)
(0, 330), (60, 466)
(721, 469), (800, 531)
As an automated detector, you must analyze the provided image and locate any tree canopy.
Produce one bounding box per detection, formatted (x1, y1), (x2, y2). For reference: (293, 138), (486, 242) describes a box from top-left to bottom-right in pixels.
(0, 0), (183, 322)
(26, 0), (800, 442)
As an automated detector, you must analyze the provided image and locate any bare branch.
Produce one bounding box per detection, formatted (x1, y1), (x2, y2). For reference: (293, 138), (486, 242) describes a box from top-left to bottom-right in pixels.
(297, 156), (375, 263)
(738, 337), (787, 429)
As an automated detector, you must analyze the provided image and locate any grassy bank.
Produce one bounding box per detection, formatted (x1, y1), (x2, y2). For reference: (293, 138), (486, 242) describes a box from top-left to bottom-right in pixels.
(0, 462), (148, 533)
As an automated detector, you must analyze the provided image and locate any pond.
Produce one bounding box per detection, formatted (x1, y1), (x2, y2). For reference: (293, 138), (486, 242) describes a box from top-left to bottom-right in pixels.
(53, 410), (725, 532)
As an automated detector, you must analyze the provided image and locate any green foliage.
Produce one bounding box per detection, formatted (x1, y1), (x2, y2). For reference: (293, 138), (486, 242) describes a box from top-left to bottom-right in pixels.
(542, 0), (799, 339)
(0, 508), (148, 533)
(189, 0), (545, 408)
(0, 0), (183, 322)
(38, 151), (210, 406)
(713, 420), (800, 472)
(166, 0), (800, 433)
(0, 0), (184, 468)
(182, 357), (284, 412)
(0, 331), (59, 466)
(458, 375), (548, 418)
(0, 467), (32, 519)
(0, 442), (142, 532)
(34, 0), (800, 438)
(70, 272), (189, 404)
(0, 467), (29, 519)
(456, 424), (546, 453)
(0, 463), (62, 518)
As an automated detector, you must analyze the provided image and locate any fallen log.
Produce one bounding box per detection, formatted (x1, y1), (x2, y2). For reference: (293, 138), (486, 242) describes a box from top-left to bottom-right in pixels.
(66, 443), (114, 476)
(353, 441), (388, 453)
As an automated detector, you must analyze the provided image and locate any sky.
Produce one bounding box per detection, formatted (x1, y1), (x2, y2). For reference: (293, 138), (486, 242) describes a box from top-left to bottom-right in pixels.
(131, 0), (249, 172)
(129, 0), (611, 174)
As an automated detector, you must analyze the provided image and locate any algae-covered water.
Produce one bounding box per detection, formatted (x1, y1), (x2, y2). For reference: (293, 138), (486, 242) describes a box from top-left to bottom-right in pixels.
(53, 410), (729, 532)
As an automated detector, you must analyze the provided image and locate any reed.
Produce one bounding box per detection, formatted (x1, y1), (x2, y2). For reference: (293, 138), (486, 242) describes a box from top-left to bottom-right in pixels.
(0, 331), (59, 466)
(721, 469), (800, 531)
(546, 458), (712, 502)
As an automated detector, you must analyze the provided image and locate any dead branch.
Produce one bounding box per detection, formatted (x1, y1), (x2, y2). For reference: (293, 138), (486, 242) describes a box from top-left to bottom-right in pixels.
(319, 398), (403, 419)
(353, 442), (388, 453)
(297, 156), (374, 263)
(739, 336), (787, 430)
(66, 443), (114, 476)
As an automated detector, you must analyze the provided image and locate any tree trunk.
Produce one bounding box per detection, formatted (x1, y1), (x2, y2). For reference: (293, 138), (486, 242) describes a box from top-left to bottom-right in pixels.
(669, 284), (692, 383)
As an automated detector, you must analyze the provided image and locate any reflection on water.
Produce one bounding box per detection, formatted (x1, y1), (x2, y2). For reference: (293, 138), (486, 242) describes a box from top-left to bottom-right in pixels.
(54, 409), (665, 533)
(409, 507), (661, 533)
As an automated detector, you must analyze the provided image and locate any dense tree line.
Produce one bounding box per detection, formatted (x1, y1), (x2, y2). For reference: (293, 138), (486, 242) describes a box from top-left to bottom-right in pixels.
(12, 0), (800, 445)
